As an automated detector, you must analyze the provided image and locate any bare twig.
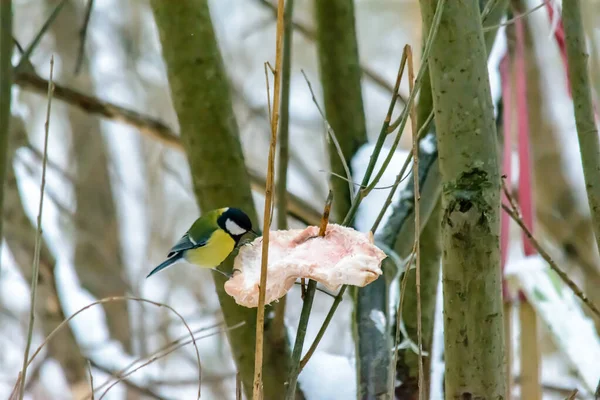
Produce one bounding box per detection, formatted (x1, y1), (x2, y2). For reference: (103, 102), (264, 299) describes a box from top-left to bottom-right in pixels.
(97, 323), (240, 400)
(15, 0), (67, 71)
(301, 70), (354, 199)
(566, 388), (578, 400)
(370, 110), (433, 233)
(501, 182), (600, 320)
(407, 46), (424, 400)
(13, 296), (202, 400)
(87, 361), (95, 400)
(367, 0), (447, 194)
(300, 0), (447, 368)
(14, 71), (324, 226)
(254, 0), (406, 101)
(482, 3), (545, 32)
(390, 242), (418, 397)
(88, 361), (167, 400)
(286, 191), (333, 398)
(18, 56), (54, 400)
(253, 0), (285, 397)
(481, 0), (499, 22)
(75, 0), (94, 74)
(236, 373), (242, 400)
(90, 322), (227, 397)
(298, 50), (409, 372)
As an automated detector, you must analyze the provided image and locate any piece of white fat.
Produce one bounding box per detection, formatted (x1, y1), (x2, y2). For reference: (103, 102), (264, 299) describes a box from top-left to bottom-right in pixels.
(224, 224), (387, 307)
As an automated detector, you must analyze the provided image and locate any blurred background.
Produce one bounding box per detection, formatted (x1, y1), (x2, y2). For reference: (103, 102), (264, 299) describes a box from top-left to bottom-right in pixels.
(2, 0), (600, 399)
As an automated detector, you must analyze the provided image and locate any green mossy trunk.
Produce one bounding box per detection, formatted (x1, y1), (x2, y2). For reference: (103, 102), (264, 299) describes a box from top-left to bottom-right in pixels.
(420, 1), (507, 398)
(314, 0), (367, 222)
(149, 1), (293, 397)
(0, 0), (12, 251)
(562, 0), (600, 271)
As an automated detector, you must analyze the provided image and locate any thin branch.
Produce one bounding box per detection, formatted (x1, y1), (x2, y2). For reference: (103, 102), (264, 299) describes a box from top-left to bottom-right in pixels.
(236, 373), (242, 400)
(301, 69), (354, 199)
(75, 0), (94, 74)
(481, 0), (499, 22)
(15, 0), (67, 71)
(14, 71), (180, 147)
(300, 0), (447, 368)
(501, 183), (600, 320)
(407, 46), (424, 400)
(366, 0), (447, 195)
(253, 0), (285, 397)
(19, 55), (54, 400)
(254, 0), (405, 101)
(97, 323), (240, 400)
(89, 361), (167, 400)
(273, 0), (294, 346)
(14, 71), (324, 226)
(12, 296), (202, 400)
(286, 191), (333, 399)
(482, 2), (545, 32)
(298, 50), (409, 373)
(390, 242), (418, 397)
(370, 110), (434, 233)
(87, 361), (95, 400)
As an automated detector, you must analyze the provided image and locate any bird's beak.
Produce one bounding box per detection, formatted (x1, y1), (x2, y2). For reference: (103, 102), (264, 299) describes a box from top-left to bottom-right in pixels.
(251, 229), (260, 237)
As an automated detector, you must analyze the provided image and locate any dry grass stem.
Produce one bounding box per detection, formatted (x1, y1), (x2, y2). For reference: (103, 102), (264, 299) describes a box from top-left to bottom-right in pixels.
(97, 324), (240, 400)
(253, 0), (285, 397)
(13, 296), (203, 400)
(18, 56), (54, 400)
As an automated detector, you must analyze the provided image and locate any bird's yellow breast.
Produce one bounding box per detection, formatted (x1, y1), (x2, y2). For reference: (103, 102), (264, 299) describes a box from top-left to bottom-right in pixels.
(183, 229), (236, 268)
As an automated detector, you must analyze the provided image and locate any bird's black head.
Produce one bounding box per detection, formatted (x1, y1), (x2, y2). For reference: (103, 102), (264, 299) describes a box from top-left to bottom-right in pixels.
(218, 208), (255, 240)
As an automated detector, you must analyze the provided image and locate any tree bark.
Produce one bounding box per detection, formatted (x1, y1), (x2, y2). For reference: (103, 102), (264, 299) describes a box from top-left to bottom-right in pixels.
(562, 0), (600, 279)
(0, 0), (12, 252)
(5, 117), (87, 390)
(420, 1), (507, 398)
(149, 1), (293, 398)
(314, 0), (368, 221)
(50, 0), (132, 352)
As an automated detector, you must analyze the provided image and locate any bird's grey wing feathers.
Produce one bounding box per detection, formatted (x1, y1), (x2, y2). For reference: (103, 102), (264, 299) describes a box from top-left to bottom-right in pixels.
(167, 233), (207, 257)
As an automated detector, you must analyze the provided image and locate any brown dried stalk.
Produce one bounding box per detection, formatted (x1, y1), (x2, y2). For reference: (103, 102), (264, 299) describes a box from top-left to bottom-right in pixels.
(253, 0), (285, 397)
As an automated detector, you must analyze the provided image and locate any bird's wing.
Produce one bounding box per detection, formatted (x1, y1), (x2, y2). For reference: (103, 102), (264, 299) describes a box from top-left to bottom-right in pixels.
(167, 210), (223, 257)
(167, 232), (209, 257)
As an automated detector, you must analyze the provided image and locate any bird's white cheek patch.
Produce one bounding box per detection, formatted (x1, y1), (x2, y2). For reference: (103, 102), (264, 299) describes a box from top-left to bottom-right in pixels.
(226, 219), (247, 235)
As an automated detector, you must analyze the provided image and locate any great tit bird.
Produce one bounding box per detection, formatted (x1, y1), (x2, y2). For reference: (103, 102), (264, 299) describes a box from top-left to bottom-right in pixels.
(146, 207), (256, 278)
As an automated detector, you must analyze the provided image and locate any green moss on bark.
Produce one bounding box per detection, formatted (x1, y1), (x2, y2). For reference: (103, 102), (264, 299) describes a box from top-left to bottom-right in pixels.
(419, 0), (507, 398)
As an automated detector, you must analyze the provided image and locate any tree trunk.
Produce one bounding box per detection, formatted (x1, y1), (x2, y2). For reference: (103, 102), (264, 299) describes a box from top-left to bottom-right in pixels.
(314, 0), (368, 221)
(149, 1), (293, 398)
(0, 0), (12, 252)
(50, 0), (132, 352)
(4, 117), (87, 391)
(420, 1), (507, 398)
(562, 0), (600, 285)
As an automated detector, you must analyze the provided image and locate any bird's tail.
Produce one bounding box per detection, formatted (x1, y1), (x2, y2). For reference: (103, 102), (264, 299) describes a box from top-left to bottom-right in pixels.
(146, 252), (183, 278)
